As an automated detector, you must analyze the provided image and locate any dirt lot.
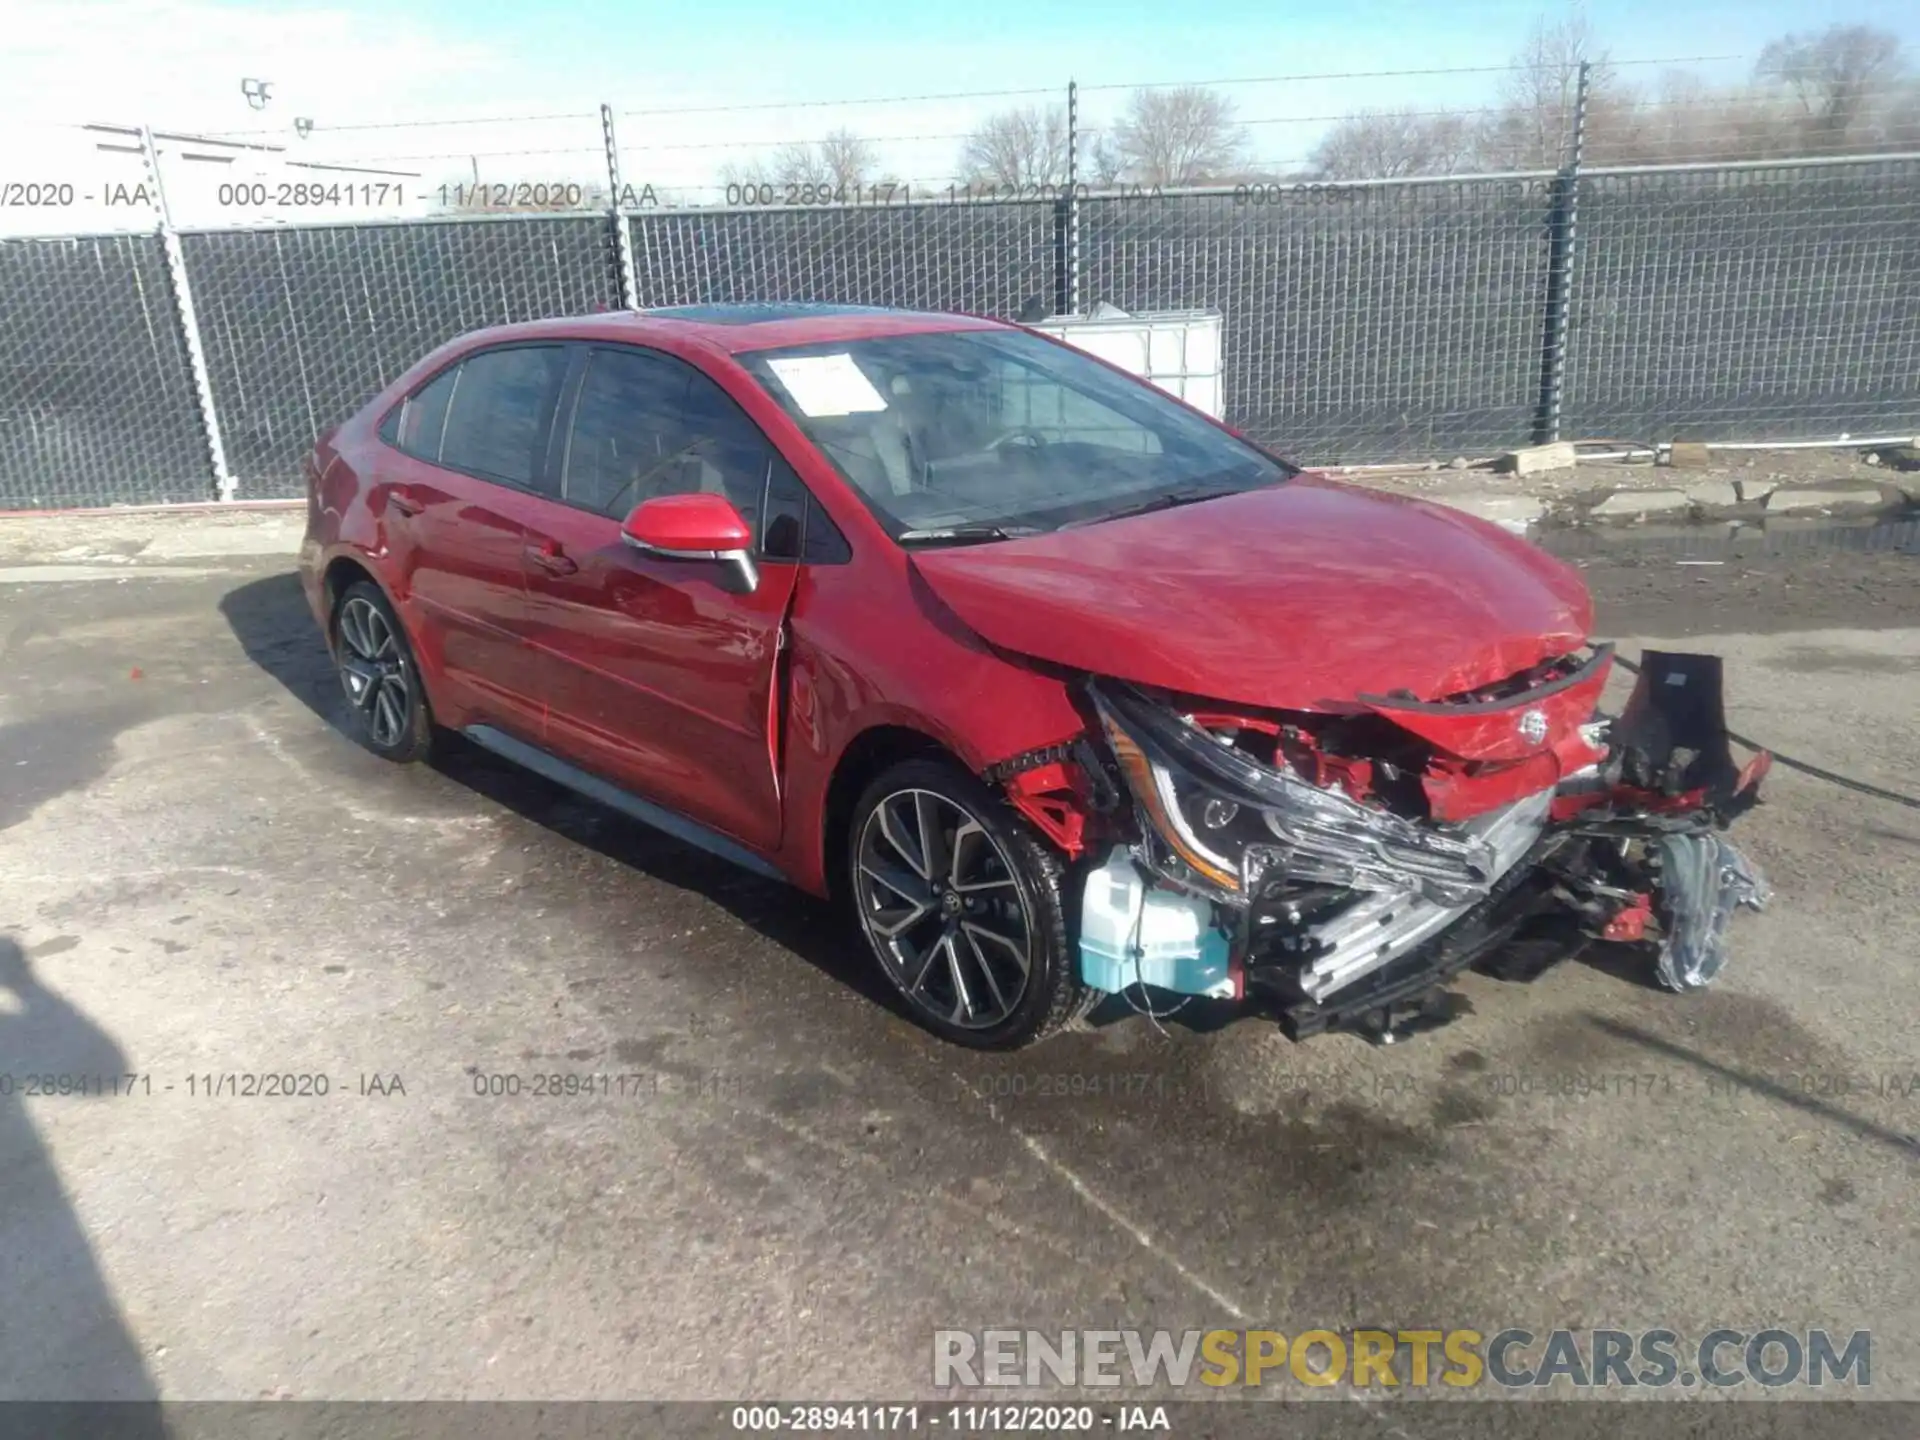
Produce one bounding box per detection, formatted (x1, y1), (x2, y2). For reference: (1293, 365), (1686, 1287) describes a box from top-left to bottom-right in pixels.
(2, 520), (1917, 1415)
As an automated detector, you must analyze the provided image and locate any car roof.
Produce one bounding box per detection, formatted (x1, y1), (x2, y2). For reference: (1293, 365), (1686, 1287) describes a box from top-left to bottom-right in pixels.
(459, 303), (1012, 356)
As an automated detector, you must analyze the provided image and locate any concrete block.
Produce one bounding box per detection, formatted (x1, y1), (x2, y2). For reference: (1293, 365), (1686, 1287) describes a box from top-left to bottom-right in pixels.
(1679, 479), (1741, 508)
(1498, 442), (1578, 476)
(1665, 441), (1712, 468)
(1590, 487), (1691, 518)
(1440, 492), (1548, 534)
(1764, 482), (1898, 515)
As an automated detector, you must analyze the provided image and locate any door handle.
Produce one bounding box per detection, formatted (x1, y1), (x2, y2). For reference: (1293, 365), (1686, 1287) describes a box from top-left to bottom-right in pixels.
(389, 488), (423, 517)
(525, 541), (579, 576)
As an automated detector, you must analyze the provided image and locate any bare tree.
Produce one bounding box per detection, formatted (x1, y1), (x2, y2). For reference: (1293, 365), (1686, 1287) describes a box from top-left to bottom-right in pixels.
(1757, 25), (1907, 151)
(1108, 86), (1248, 185)
(815, 129), (877, 190)
(1475, 8), (1617, 170)
(1309, 109), (1475, 179)
(1085, 133), (1126, 187)
(721, 129), (877, 195)
(959, 106), (1068, 187)
(1874, 79), (1920, 151)
(719, 157), (775, 193)
(1593, 67), (1804, 166)
(772, 142), (830, 187)
(1581, 23), (1910, 166)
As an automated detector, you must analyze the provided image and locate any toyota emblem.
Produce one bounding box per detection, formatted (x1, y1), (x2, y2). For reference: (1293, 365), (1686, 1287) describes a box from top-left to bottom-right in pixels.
(1517, 708), (1549, 745)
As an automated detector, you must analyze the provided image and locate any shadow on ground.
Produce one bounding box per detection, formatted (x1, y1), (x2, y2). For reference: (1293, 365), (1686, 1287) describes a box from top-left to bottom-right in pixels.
(217, 572), (901, 1019)
(0, 937), (166, 1424)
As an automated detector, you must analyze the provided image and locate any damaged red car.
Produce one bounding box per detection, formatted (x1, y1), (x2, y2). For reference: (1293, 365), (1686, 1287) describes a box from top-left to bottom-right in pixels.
(299, 303), (1771, 1049)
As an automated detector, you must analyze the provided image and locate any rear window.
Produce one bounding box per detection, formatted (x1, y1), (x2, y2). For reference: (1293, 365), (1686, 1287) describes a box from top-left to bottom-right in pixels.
(394, 367), (458, 461)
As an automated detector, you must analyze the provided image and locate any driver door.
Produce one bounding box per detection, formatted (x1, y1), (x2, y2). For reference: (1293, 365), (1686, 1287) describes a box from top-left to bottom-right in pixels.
(517, 344), (804, 853)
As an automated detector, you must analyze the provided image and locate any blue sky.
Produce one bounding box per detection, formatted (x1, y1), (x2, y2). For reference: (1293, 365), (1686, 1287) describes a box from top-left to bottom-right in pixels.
(2, 0), (1916, 229)
(353, 0), (1920, 108)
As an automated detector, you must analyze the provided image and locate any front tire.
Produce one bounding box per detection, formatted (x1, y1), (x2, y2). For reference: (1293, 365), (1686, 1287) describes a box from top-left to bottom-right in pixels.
(847, 758), (1088, 1049)
(332, 581), (433, 764)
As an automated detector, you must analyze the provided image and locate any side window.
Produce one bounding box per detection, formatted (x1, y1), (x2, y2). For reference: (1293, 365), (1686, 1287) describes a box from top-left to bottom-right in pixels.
(803, 496), (852, 563)
(395, 366), (459, 461)
(439, 346), (568, 485)
(762, 464), (851, 564)
(761, 461), (809, 560)
(562, 347), (785, 549)
(562, 348), (693, 517)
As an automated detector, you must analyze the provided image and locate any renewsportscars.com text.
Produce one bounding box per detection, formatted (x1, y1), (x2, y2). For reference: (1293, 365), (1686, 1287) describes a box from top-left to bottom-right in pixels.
(933, 1327), (1871, 1390)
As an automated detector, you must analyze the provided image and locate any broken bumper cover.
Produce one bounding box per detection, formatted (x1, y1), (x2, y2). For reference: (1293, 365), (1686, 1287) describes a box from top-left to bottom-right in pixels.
(1076, 652), (1771, 1036)
(1652, 831), (1772, 991)
(1088, 680), (1510, 908)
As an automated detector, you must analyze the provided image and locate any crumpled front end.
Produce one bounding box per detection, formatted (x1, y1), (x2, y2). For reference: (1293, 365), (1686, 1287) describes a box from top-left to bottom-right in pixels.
(1067, 647), (1771, 1041)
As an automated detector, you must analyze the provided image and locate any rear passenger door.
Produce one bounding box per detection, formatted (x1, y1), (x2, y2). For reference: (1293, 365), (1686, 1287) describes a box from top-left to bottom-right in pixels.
(517, 344), (841, 853)
(379, 343), (568, 738)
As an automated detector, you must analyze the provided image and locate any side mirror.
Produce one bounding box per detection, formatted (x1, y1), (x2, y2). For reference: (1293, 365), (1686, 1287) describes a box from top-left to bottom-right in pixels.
(620, 493), (759, 594)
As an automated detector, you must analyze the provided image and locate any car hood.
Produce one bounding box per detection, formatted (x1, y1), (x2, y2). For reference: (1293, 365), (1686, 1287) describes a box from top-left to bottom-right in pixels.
(908, 475), (1594, 711)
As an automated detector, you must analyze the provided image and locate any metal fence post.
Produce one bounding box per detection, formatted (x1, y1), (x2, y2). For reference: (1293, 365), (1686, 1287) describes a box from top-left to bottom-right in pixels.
(141, 125), (235, 499)
(1065, 79), (1082, 316)
(602, 103), (640, 311)
(1534, 61), (1590, 445)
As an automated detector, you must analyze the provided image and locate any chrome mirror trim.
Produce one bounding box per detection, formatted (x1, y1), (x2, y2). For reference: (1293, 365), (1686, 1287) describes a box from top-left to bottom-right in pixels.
(620, 532), (759, 594)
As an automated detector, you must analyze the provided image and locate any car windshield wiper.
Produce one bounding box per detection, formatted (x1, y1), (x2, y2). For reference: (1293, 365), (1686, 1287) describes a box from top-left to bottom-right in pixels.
(894, 523), (1042, 547)
(1056, 479), (1251, 530)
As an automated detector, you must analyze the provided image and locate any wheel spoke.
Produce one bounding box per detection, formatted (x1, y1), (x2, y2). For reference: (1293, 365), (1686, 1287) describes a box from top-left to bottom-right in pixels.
(900, 932), (939, 996)
(877, 798), (929, 879)
(369, 612), (395, 659)
(940, 932), (974, 1023)
(950, 820), (1015, 893)
(338, 603), (369, 660)
(961, 919), (1029, 975)
(373, 686), (403, 745)
(870, 900), (933, 939)
(860, 855), (931, 908)
(961, 926), (1010, 1015)
(378, 675), (410, 722)
(915, 793), (949, 893)
(947, 819), (979, 889)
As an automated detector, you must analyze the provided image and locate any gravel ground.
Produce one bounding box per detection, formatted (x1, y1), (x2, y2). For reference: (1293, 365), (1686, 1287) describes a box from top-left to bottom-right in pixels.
(1, 525), (1916, 1417)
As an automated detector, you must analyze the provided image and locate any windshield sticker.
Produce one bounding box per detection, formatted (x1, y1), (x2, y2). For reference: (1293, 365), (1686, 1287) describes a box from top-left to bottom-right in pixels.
(766, 354), (889, 417)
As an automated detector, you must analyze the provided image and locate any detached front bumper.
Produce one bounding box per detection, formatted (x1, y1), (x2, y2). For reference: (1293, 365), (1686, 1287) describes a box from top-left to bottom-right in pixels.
(1072, 650), (1771, 1040)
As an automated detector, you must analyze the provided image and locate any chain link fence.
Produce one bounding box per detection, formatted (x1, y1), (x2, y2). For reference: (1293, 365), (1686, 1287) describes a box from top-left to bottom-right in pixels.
(1563, 158), (1920, 444)
(1080, 181), (1560, 462)
(180, 214), (621, 494)
(0, 232), (212, 508)
(2, 150), (1916, 507)
(628, 199), (1060, 315)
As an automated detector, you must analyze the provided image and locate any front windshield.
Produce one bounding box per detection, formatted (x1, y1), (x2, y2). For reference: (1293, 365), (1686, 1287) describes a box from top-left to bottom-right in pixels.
(738, 328), (1294, 541)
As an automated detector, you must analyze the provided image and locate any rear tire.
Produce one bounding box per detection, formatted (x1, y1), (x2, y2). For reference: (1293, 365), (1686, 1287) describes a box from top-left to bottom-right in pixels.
(846, 757), (1088, 1049)
(332, 581), (433, 764)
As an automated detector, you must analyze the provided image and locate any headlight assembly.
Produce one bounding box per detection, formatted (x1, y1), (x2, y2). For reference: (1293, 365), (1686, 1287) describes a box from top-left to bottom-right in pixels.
(1089, 680), (1500, 907)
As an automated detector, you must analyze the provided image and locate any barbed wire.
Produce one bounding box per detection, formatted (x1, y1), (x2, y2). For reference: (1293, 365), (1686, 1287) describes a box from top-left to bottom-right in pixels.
(94, 51), (1772, 146)
(38, 50), (1920, 212)
(170, 112), (602, 141)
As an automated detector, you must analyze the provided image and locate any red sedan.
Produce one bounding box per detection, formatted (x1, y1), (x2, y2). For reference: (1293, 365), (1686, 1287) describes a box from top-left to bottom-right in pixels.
(299, 303), (1769, 1048)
